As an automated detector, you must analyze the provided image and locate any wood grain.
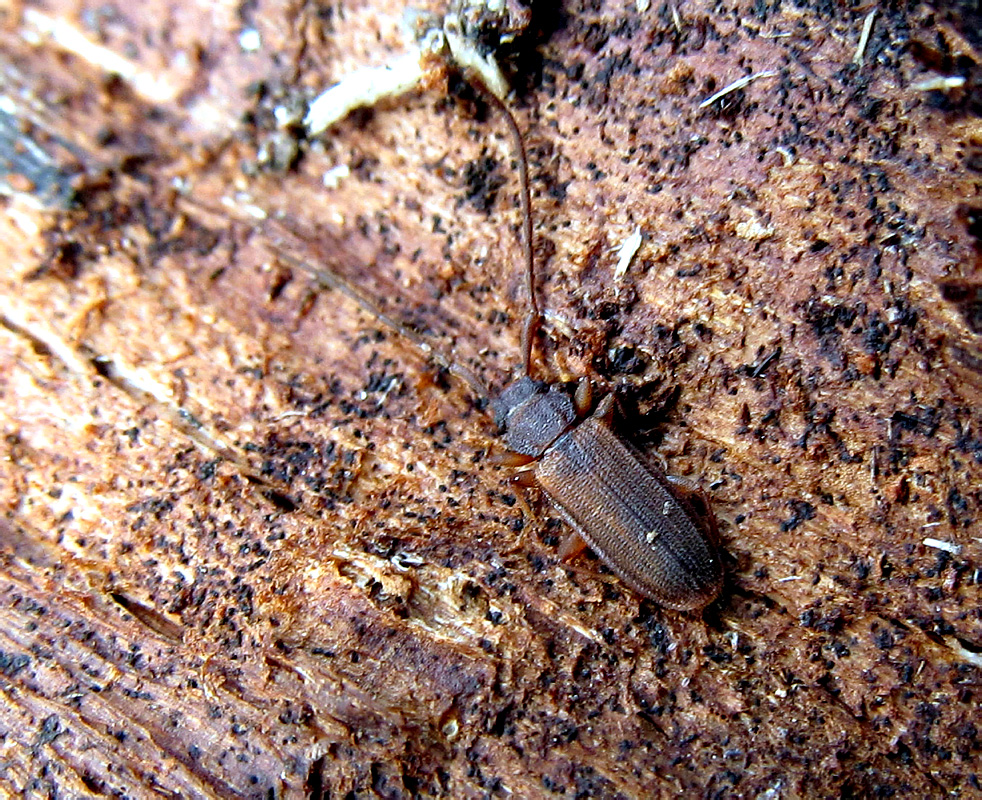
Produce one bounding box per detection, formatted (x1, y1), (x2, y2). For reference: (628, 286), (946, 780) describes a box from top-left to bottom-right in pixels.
(1, 1), (980, 796)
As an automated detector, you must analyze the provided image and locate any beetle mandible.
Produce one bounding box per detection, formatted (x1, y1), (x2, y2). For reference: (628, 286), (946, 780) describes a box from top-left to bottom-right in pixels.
(274, 82), (725, 611)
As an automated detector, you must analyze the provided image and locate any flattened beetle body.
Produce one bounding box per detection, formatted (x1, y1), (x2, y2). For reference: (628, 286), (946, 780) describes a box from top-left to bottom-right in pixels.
(494, 378), (723, 610)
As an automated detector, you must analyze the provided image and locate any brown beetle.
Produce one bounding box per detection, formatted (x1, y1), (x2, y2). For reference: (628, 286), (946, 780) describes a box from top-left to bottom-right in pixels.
(493, 379), (723, 609)
(265, 93), (724, 610)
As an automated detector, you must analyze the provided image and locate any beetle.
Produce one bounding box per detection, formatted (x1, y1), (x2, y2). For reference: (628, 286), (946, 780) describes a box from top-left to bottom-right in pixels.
(262, 87), (724, 611)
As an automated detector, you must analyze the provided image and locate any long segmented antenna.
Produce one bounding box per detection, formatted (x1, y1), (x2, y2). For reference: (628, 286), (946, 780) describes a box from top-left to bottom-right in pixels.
(481, 91), (539, 378)
(264, 239), (492, 403)
(181, 84), (537, 399)
(283, 90), (539, 396)
(181, 196), (493, 401)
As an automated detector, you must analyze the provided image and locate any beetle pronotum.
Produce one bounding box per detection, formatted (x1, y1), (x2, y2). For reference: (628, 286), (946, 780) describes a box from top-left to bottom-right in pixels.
(262, 80), (725, 610)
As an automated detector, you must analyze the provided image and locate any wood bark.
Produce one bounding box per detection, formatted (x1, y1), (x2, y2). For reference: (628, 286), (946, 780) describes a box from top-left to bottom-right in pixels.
(0, 0), (980, 797)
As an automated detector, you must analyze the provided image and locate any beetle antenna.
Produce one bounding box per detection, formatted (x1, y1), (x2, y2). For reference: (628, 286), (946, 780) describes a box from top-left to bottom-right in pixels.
(481, 90), (539, 378)
(178, 197), (491, 403)
(266, 239), (492, 403)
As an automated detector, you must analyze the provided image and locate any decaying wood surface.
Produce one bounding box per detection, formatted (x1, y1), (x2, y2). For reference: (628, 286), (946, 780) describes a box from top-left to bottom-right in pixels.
(1, 0), (980, 796)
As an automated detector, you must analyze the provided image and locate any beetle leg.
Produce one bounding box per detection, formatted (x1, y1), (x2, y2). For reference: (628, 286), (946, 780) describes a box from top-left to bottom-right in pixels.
(489, 450), (536, 467)
(499, 472), (542, 555)
(592, 393), (615, 425)
(558, 530), (589, 560)
(573, 378), (593, 416)
(663, 473), (703, 497)
(510, 469), (538, 488)
(647, 448), (669, 473)
(664, 475), (723, 548)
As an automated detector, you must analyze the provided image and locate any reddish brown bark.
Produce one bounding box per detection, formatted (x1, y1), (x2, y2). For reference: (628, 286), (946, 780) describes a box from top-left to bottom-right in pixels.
(1, 1), (980, 796)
